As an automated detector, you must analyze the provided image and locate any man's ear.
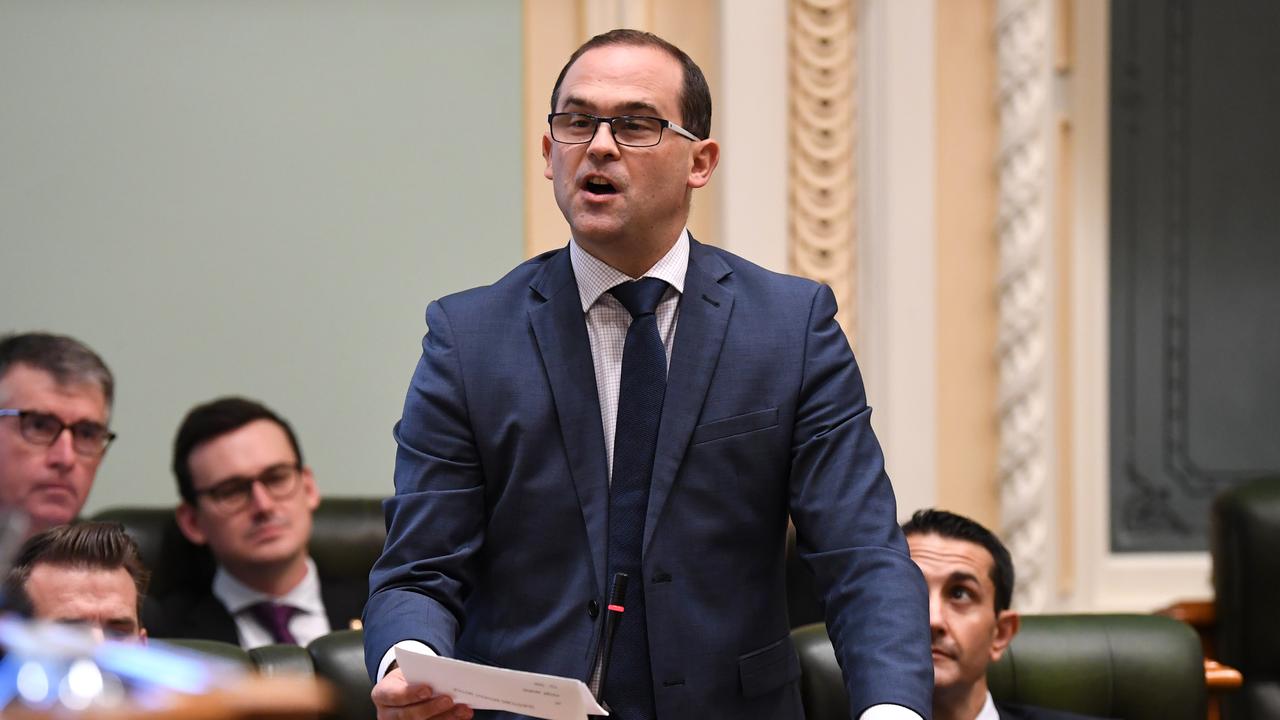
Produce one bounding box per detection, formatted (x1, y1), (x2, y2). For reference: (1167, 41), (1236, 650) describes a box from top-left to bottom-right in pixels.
(990, 609), (1020, 663)
(301, 467), (320, 512)
(139, 627), (148, 645)
(543, 133), (555, 180)
(687, 137), (720, 189)
(174, 503), (207, 546)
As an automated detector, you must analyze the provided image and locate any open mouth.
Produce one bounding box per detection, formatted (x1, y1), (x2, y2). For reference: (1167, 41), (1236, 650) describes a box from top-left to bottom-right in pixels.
(583, 177), (619, 196)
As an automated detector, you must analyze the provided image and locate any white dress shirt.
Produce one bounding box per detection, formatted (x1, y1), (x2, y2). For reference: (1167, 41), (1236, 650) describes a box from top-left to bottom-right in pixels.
(569, 230), (686, 481)
(976, 691), (1000, 720)
(212, 557), (330, 649)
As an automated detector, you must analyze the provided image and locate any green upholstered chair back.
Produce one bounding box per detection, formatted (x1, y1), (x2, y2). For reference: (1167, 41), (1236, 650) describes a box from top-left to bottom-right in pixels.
(249, 643), (316, 677)
(92, 497), (386, 600)
(987, 614), (1206, 720)
(160, 637), (254, 667)
(307, 629), (375, 720)
(793, 614), (1206, 720)
(1212, 475), (1280, 720)
(90, 506), (214, 598)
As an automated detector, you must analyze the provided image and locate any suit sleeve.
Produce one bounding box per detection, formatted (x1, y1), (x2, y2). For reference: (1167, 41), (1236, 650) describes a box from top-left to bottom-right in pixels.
(787, 284), (934, 719)
(362, 299), (487, 679)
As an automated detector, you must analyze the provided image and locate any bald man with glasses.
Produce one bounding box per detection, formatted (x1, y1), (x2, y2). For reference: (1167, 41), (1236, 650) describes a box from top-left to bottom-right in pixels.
(144, 396), (365, 649)
(0, 332), (115, 541)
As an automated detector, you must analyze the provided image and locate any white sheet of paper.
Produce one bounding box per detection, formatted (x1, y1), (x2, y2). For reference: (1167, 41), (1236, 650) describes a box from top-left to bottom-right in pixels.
(395, 645), (608, 720)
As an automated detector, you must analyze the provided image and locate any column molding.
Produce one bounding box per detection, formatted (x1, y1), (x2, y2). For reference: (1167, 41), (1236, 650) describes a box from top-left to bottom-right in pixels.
(858, 0), (938, 516)
(995, 0), (1057, 612)
(1066, 0), (1211, 611)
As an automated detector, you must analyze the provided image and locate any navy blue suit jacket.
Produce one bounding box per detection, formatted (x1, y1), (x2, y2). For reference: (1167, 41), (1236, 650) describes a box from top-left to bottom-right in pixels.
(364, 239), (932, 719)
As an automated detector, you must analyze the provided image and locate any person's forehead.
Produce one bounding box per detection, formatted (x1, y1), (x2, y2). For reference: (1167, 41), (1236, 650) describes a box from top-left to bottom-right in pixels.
(26, 564), (137, 615)
(558, 44), (684, 114)
(188, 418), (297, 484)
(907, 533), (995, 581)
(0, 363), (108, 419)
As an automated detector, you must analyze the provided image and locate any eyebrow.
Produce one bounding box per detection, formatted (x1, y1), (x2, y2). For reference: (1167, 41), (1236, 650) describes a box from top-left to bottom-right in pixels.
(561, 97), (663, 116)
(204, 461), (296, 489)
(946, 570), (983, 588)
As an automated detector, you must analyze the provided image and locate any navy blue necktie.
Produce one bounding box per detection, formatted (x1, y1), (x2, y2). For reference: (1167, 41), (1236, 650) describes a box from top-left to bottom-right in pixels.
(603, 277), (668, 719)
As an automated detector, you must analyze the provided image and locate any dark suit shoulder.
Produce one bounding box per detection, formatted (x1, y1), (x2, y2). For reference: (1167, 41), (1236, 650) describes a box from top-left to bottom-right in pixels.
(144, 590), (238, 644)
(690, 240), (828, 306)
(996, 700), (1114, 720)
(436, 246), (566, 307)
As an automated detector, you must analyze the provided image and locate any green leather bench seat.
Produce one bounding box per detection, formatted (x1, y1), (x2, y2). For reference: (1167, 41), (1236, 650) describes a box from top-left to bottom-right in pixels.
(794, 613), (1206, 720)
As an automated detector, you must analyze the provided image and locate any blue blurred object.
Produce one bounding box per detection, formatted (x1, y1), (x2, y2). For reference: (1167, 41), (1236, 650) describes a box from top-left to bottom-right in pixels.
(0, 616), (247, 712)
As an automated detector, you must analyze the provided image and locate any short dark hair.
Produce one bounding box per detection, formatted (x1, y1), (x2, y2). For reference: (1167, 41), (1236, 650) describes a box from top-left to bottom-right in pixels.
(549, 28), (713, 141)
(902, 508), (1015, 613)
(4, 521), (150, 619)
(172, 396), (303, 504)
(0, 332), (114, 410)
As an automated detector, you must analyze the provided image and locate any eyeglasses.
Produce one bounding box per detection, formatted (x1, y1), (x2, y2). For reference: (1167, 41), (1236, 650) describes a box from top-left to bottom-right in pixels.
(193, 462), (303, 513)
(547, 112), (700, 147)
(0, 408), (115, 457)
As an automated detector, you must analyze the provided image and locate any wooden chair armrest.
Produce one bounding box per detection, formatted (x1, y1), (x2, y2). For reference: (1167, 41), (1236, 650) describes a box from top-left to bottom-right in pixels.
(1205, 659), (1243, 691)
(1156, 599), (1217, 629)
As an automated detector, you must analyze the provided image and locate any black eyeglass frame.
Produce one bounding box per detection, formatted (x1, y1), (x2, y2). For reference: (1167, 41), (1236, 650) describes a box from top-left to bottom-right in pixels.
(192, 462), (304, 513)
(0, 408), (116, 457)
(547, 112), (701, 147)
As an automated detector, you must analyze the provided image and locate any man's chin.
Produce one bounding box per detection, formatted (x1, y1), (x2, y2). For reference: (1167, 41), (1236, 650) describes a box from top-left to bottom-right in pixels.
(26, 500), (80, 531)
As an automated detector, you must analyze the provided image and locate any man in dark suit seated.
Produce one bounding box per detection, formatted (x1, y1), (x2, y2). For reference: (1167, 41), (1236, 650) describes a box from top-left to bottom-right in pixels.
(902, 509), (1106, 720)
(145, 397), (363, 648)
(4, 521), (148, 643)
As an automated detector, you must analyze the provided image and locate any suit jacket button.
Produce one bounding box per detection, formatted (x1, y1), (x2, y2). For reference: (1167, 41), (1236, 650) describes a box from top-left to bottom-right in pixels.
(587, 600), (600, 619)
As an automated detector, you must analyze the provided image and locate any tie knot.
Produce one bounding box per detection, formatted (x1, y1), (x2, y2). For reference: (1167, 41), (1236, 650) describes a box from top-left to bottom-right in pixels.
(248, 601), (299, 644)
(608, 277), (669, 319)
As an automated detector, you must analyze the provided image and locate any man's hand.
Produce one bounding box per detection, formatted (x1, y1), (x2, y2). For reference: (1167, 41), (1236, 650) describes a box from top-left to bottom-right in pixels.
(371, 667), (472, 720)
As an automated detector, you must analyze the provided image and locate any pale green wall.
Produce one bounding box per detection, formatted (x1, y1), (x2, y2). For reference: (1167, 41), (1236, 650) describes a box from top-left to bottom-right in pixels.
(0, 1), (524, 513)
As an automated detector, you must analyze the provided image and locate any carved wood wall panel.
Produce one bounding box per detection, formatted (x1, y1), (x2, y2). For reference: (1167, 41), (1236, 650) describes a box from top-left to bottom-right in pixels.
(789, 0), (858, 342)
(996, 0), (1054, 611)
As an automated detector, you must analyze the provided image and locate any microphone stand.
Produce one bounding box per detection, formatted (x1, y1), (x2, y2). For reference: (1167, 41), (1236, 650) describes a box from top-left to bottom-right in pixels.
(588, 572), (629, 713)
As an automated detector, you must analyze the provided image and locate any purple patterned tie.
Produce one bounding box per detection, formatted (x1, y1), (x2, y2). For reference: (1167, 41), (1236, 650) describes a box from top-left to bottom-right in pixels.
(248, 601), (299, 645)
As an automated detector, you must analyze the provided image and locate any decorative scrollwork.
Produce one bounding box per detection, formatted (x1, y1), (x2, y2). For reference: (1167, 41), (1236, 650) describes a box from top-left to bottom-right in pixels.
(789, 0), (858, 342)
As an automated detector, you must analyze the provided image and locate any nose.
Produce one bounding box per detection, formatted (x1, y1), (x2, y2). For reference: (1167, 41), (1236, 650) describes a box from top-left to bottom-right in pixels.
(45, 428), (77, 469)
(928, 592), (946, 636)
(586, 119), (621, 160)
(247, 478), (277, 513)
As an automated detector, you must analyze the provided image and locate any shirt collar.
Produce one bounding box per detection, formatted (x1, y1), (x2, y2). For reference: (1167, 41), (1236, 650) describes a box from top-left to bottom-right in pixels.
(569, 229), (689, 312)
(213, 557), (324, 616)
(976, 691), (1000, 720)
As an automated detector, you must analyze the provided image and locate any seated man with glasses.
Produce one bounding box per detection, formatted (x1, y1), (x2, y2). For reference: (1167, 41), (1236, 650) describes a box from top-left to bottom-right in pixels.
(145, 397), (364, 648)
(0, 332), (115, 541)
(3, 521), (149, 642)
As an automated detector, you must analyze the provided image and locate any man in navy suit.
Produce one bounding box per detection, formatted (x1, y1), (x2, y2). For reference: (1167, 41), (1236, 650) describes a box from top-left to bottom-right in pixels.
(365, 29), (932, 720)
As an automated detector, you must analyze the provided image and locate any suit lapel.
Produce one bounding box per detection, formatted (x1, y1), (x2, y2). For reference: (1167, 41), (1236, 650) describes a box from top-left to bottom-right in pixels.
(528, 248), (610, 595)
(644, 240), (733, 551)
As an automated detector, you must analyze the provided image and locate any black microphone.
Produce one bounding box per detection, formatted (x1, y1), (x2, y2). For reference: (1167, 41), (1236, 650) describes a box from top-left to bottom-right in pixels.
(588, 572), (629, 707)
